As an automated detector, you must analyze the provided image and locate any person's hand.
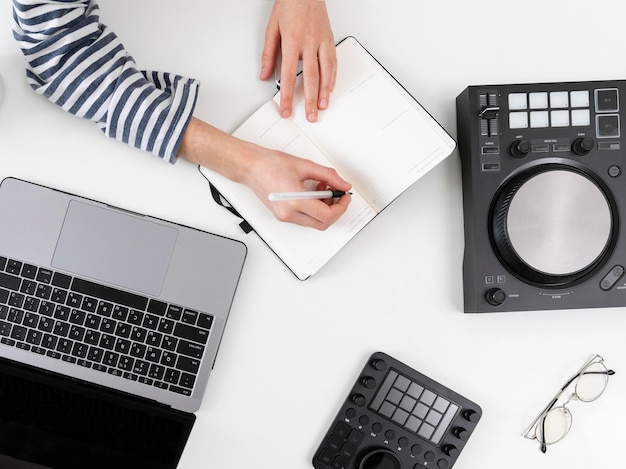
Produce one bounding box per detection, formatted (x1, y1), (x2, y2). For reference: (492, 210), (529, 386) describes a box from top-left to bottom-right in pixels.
(260, 0), (337, 123)
(178, 117), (351, 230)
(243, 146), (352, 230)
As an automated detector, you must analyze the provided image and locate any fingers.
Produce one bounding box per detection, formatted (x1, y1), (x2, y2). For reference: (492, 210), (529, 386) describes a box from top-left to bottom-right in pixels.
(273, 193), (352, 230)
(260, 20), (280, 82)
(277, 45), (299, 118)
(317, 40), (337, 111)
(270, 162), (352, 230)
(301, 47), (321, 122)
(279, 42), (337, 122)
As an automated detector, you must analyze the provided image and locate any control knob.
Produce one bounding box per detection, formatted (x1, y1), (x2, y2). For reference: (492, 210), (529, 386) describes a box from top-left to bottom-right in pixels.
(485, 288), (506, 306)
(453, 427), (469, 441)
(352, 394), (366, 407)
(443, 444), (460, 458)
(572, 137), (594, 156)
(463, 409), (480, 423)
(362, 376), (377, 389)
(510, 139), (530, 158)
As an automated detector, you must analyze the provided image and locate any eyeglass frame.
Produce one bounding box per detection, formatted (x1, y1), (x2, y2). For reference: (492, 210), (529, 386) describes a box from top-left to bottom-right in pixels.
(522, 353), (615, 453)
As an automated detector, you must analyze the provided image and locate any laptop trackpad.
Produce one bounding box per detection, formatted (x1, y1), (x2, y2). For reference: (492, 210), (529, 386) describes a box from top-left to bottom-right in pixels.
(52, 201), (178, 296)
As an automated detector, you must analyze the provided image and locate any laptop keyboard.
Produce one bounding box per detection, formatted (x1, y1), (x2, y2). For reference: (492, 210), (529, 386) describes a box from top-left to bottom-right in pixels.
(0, 256), (213, 397)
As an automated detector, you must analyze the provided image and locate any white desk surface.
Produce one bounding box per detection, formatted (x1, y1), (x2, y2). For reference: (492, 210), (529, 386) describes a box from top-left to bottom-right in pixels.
(1, 1), (626, 468)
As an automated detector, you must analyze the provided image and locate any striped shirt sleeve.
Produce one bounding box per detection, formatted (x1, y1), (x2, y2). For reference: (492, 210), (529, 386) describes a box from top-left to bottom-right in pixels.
(12, 0), (200, 163)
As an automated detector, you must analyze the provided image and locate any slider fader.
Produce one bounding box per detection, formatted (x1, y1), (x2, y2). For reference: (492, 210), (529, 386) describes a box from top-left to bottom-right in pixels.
(313, 352), (481, 469)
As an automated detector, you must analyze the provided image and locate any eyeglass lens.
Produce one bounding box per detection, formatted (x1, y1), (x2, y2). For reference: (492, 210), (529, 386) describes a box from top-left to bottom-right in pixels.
(538, 360), (609, 446)
(575, 361), (610, 402)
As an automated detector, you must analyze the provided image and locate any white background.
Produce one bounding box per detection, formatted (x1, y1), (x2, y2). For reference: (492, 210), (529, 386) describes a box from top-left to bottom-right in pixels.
(1, 1), (625, 468)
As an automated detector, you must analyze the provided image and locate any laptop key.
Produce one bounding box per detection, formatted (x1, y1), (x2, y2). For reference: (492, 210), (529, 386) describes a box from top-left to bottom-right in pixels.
(51, 271), (72, 288)
(173, 323), (209, 344)
(0, 272), (20, 291)
(36, 268), (53, 284)
(177, 340), (204, 359)
(0, 320), (11, 336)
(6, 260), (22, 275)
(26, 329), (43, 345)
(21, 264), (38, 279)
(56, 338), (73, 354)
(197, 313), (214, 330)
(0, 288), (8, 304)
(176, 356), (200, 374)
(180, 373), (196, 389)
(51, 287), (67, 304)
(53, 321), (70, 337)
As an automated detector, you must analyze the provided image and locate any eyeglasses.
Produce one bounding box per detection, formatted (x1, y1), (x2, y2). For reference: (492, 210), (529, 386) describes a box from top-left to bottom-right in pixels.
(522, 354), (615, 453)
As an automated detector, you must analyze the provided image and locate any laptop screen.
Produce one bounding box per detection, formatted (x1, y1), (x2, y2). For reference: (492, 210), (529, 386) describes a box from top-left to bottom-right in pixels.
(0, 357), (195, 469)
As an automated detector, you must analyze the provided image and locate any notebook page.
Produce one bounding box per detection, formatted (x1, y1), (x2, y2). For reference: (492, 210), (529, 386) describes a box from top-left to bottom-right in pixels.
(201, 100), (376, 279)
(283, 37), (456, 212)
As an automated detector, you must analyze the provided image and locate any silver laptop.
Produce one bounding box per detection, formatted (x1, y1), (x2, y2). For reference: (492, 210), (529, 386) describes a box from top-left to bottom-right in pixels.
(0, 177), (246, 468)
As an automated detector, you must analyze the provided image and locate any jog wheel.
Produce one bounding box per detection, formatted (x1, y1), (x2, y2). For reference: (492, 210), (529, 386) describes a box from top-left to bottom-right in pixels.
(490, 161), (618, 288)
(359, 448), (402, 469)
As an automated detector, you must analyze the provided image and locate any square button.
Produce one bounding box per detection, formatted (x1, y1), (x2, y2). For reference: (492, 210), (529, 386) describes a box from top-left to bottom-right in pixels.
(530, 111), (549, 128)
(571, 109), (591, 126)
(550, 91), (569, 108)
(400, 395), (417, 412)
(413, 402), (429, 419)
(420, 389), (436, 406)
(551, 110), (570, 127)
(597, 114), (620, 138)
(529, 92), (548, 109)
(595, 88), (619, 112)
(508, 93), (528, 110)
(407, 382), (424, 399)
(394, 375), (411, 392)
(509, 112), (528, 129)
(570, 90), (590, 108)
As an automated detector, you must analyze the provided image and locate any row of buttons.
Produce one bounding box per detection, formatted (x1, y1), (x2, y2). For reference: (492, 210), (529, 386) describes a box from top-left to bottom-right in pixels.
(316, 418), (455, 469)
(508, 90), (592, 110)
(508, 88), (620, 131)
(509, 89), (619, 112)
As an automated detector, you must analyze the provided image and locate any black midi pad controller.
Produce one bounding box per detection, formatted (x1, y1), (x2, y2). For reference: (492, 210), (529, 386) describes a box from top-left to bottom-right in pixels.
(457, 80), (626, 313)
(313, 352), (481, 469)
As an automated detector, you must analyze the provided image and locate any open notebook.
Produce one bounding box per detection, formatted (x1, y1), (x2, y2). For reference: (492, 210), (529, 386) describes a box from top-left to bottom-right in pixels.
(200, 37), (455, 280)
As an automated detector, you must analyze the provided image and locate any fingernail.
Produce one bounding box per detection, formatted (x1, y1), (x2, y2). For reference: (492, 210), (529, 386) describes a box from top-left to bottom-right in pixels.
(281, 108), (291, 118)
(319, 98), (328, 110)
(307, 112), (317, 122)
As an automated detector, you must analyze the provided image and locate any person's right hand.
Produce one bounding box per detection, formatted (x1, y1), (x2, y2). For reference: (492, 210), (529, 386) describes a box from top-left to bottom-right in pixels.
(179, 117), (352, 230)
(243, 146), (352, 230)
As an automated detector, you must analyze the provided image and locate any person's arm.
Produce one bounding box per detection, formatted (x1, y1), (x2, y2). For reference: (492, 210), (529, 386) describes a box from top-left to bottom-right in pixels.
(12, 0), (351, 230)
(260, 0), (337, 123)
(12, 0), (197, 163)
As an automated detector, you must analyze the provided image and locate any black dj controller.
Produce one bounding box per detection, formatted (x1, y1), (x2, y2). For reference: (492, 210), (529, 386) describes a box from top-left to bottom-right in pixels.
(457, 80), (626, 313)
(313, 352), (481, 469)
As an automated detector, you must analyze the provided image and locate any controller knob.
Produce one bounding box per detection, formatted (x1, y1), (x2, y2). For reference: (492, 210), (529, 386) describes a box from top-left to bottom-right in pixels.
(443, 445), (460, 458)
(362, 376), (377, 389)
(352, 394), (366, 407)
(453, 427), (469, 441)
(463, 409), (480, 423)
(572, 137), (594, 156)
(371, 358), (387, 371)
(510, 139), (531, 158)
(485, 288), (506, 306)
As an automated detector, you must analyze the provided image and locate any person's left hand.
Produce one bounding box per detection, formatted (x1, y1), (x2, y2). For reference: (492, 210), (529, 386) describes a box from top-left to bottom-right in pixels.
(260, 0), (337, 123)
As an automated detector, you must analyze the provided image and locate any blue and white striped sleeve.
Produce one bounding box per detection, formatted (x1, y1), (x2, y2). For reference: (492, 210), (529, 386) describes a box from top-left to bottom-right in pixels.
(12, 0), (200, 163)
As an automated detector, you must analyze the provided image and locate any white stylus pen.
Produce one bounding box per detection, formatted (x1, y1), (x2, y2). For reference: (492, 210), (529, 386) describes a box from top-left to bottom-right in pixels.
(268, 190), (352, 201)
